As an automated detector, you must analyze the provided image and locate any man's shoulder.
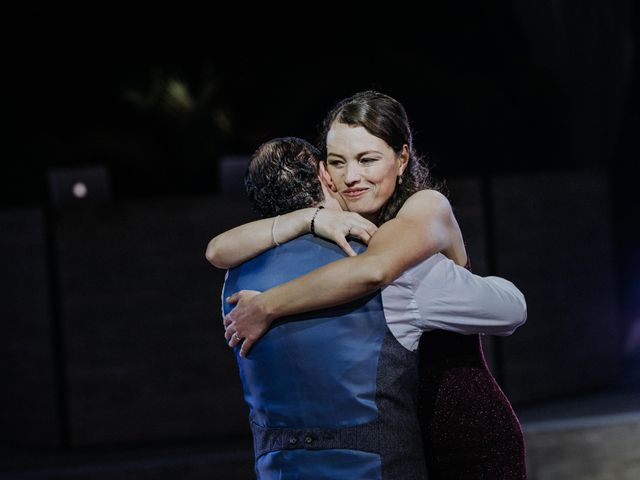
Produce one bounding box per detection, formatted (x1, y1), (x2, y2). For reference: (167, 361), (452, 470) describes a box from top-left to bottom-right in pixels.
(224, 234), (367, 295)
(229, 234), (365, 275)
(275, 234), (366, 256)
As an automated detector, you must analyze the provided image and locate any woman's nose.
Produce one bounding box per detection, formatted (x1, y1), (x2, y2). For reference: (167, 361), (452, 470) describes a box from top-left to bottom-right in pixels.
(344, 164), (362, 185)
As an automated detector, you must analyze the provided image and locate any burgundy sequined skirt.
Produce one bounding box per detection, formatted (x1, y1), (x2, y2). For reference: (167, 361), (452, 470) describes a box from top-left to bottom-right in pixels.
(417, 331), (527, 479)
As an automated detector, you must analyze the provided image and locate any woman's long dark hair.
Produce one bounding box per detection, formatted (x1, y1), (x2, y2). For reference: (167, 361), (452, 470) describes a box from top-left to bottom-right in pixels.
(319, 91), (439, 225)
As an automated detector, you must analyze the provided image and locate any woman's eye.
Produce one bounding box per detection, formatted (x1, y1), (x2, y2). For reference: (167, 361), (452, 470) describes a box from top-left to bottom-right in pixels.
(328, 160), (344, 168)
(359, 157), (377, 165)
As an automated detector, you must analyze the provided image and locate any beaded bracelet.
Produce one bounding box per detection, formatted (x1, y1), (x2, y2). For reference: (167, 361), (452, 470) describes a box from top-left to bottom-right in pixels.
(310, 206), (324, 235)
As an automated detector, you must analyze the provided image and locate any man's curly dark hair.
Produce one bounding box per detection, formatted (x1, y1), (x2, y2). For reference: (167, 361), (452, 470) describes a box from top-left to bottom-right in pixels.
(245, 137), (324, 218)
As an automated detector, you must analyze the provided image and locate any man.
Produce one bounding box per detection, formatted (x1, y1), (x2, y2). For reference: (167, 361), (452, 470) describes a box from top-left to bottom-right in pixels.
(211, 137), (526, 479)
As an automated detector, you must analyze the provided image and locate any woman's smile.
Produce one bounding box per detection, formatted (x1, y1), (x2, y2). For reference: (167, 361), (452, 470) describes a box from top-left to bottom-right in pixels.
(343, 187), (370, 199)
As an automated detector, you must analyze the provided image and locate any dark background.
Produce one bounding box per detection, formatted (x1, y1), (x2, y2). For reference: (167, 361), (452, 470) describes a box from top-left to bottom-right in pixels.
(6, 3), (637, 201)
(2, 2), (640, 478)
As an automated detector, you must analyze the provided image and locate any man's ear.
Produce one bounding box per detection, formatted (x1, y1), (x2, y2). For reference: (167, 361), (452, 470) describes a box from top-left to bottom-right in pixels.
(318, 161), (337, 192)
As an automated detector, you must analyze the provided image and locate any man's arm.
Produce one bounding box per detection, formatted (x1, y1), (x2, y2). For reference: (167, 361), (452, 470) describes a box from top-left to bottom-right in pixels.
(412, 255), (527, 336)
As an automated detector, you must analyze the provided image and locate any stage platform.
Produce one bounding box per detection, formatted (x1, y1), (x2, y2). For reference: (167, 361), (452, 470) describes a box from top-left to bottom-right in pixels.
(520, 388), (640, 480)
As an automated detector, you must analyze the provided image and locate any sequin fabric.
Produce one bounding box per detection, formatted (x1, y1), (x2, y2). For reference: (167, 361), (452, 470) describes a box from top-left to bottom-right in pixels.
(417, 331), (527, 479)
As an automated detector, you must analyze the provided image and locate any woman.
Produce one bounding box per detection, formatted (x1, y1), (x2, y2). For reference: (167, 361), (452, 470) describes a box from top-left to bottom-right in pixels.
(215, 91), (526, 479)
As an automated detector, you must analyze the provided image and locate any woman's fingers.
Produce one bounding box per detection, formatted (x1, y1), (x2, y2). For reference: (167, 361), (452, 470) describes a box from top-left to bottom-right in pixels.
(239, 337), (256, 358)
(312, 210), (377, 251)
(348, 226), (372, 245)
(225, 324), (236, 342)
(344, 213), (377, 237)
(226, 292), (240, 304)
(352, 215), (377, 236)
(363, 221), (377, 236)
(227, 324), (246, 348)
(224, 311), (235, 340)
(336, 237), (357, 256)
(226, 328), (257, 357)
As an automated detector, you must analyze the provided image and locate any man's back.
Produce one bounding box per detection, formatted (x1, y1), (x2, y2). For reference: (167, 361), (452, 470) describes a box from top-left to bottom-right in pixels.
(223, 234), (385, 427)
(222, 235), (427, 480)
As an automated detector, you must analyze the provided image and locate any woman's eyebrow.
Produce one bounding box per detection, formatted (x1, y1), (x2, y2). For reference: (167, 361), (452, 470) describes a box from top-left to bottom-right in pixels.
(328, 150), (384, 159)
(357, 150), (384, 158)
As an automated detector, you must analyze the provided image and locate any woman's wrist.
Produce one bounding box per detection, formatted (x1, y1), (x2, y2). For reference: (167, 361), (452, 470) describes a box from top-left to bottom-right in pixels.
(292, 208), (317, 235)
(257, 290), (279, 325)
(309, 206), (325, 235)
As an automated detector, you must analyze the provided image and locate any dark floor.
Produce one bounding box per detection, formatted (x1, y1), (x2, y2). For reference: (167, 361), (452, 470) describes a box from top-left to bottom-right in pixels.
(518, 387), (640, 480)
(2, 388), (640, 480)
(0, 440), (254, 480)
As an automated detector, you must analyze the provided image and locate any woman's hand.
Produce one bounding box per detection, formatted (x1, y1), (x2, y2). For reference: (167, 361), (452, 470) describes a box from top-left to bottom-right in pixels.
(224, 290), (272, 357)
(312, 210), (377, 256)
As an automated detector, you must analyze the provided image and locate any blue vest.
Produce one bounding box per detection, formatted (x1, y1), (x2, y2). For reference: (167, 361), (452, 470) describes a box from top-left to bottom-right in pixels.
(223, 234), (426, 480)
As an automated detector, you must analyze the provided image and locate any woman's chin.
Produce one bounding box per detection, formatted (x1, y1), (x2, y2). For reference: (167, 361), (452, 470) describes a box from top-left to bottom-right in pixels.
(346, 202), (378, 219)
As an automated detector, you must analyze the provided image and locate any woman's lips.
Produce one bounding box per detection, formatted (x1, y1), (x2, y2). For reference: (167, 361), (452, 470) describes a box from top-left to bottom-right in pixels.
(343, 188), (369, 199)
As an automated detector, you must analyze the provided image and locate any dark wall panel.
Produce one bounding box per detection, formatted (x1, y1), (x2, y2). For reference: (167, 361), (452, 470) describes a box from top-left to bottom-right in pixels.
(54, 195), (256, 447)
(491, 171), (621, 403)
(446, 177), (500, 372)
(447, 177), (489, 275)
(0, 208), (60, 447)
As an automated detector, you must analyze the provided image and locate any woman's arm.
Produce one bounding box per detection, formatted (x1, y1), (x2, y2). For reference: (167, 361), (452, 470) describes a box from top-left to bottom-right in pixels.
(206, 208), (314, 269)
(205, 208), (378, 268)
(226, 190), (464, 355)
(439, 204), (467, 267)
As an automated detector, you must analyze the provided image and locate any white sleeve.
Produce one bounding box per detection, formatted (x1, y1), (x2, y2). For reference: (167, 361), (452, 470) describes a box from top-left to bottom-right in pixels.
(412, 255), (527, 336)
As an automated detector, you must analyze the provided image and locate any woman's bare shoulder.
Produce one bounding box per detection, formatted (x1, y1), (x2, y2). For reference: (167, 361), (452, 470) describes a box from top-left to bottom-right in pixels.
(399, 189), (452, 218)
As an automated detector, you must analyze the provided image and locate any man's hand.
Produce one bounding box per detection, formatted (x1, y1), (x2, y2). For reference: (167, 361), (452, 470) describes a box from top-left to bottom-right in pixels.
(313, 210), (377, 256)
(224, 290), (270, 357)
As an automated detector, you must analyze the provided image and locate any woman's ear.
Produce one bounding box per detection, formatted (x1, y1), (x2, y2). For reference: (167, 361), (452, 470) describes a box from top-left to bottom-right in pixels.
(398, 145), (410, 176)
(318, 161), (338, 192)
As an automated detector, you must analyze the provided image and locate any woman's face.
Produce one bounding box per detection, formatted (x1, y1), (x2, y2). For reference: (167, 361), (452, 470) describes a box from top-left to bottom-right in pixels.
(326, 121), (408, 221)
